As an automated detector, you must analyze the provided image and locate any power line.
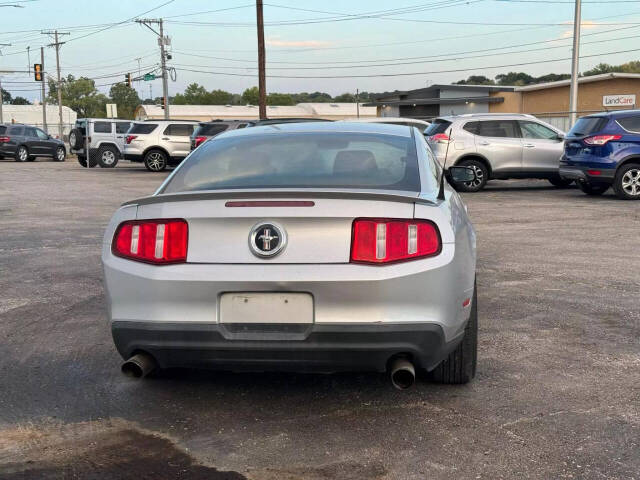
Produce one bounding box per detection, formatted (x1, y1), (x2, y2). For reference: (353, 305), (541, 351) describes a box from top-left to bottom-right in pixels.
(173, 46), (640, 79)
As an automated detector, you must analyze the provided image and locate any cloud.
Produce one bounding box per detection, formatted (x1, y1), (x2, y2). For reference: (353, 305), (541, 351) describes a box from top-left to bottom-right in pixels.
(266, 38), (332, 48)
(560, 20), (604, 38)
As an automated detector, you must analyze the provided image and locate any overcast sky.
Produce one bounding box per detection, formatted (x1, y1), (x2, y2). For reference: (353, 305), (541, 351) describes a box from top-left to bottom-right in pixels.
(2, 0), (640, 102)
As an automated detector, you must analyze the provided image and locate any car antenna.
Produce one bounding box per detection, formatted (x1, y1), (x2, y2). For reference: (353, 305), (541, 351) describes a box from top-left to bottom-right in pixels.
(437, 128), (453, 201)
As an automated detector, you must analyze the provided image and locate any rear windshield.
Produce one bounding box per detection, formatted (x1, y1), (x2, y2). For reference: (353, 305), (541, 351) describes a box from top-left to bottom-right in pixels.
(161, 132), (420, 193)
(129, 123), (158, 134)
(568, 117), (608, 136)
(195, 124), (229, 136)
(424, 119), (452, 136)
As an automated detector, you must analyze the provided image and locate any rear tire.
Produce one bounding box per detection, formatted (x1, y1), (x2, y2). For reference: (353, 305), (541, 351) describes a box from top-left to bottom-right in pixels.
(431, 281), (477, 384)
(612, 163), (640, 200)
(69, 128), (84, 150)
(97, 146), (119, 168)
(455, 159), (488, 192)
(548, 176), (573, 188)
(144, 149), (168, 172)
(577, 180), (608, 196)
(15, 146), (29, 162)
(77, 155), (97, 168)
(55, 146), (66, 162)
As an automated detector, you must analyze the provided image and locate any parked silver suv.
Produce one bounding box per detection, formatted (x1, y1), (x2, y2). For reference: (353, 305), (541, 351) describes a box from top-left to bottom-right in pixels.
(69, 118), (132, 168)
(123, 120), (198, 171)
(425, 114), (568, 191)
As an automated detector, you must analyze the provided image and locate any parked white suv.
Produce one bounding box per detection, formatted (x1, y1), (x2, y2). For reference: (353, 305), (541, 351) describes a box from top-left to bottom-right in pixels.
(425, 113), (568, 191)
(69, 118), (132, 168)
(124, 120), (198, 171)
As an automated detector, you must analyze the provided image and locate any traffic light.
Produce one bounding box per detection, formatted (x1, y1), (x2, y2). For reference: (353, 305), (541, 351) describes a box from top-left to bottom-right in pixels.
(160, 96), (165, 109)
(125, 73), (131, 87)
(34, 64), (43, 82)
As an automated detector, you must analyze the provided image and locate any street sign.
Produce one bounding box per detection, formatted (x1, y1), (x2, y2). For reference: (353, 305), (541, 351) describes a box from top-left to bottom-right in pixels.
(106, 104), (118, 118)
(143, 73), (156, 81)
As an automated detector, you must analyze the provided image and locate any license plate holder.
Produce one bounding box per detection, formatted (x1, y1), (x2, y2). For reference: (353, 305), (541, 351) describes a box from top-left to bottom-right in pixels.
(219, 292), (314, 325)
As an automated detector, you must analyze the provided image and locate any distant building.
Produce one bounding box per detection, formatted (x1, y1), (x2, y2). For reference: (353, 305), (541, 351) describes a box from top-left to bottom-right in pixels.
(133, 102), (377, 121)
(489, 73), (640, 131)
(0, 104), (77, 138)
(365, 85), (516, 119)
(366, 73), (640, 132)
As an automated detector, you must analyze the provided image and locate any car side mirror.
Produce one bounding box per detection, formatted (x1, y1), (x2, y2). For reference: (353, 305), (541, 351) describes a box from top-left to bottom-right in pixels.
(447, 166), (477, 183)
(556, 133), (565, 141)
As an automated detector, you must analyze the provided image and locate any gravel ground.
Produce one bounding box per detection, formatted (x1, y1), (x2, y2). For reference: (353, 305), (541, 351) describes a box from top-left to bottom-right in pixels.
(0, 159), (638, 479)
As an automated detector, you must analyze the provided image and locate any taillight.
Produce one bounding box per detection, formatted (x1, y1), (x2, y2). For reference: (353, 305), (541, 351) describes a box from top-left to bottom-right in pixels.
(583, 135), (621, 146)
(0, 136), (10, 143)
(194, 136), (207, 148)
(125, 135), (137, 144)
(430, 133), (450, 143)
(112, 219), (188, 264)
(350, 218), (441, 264)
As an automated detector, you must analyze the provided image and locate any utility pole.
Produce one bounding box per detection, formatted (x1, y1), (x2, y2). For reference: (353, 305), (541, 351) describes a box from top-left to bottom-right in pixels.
(43, 30), (69, 139)
(569, 0), (582, 127)
(136, 18), (170, 119)
(256, 0), (266, 119)
(135, 57), (142, 98)
(356, 89), (360, 118)
(0, 43), (10, 123)
(0, 77), (4, 124)
(41, 46), (47, 132)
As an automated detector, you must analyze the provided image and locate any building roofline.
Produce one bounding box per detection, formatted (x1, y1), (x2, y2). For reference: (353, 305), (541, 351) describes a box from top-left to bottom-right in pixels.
(515, 72), (640, 92)
(364, 96), (505, 107)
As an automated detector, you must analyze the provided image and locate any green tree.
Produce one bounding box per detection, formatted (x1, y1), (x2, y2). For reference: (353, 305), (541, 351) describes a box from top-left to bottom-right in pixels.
(209, 89), (233, 105)
(267, 92), (294, 105)
(10, 96), (31, 105)
(534, 73), (571, 83)
(495, 72), (535, 86)
(47, 75), (108, 117)
(583, 63), (615, 76)
(1, 88), (11, 104)
(242, 86), (259, 105)
(455, 75), (495, 85)
(109, 82), (141, 119)
(333, 93), (356, 102)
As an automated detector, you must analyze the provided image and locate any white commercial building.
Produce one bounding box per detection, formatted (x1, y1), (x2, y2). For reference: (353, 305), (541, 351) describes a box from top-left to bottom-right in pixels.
(134, 103), (376, 122)
(0, 104), (77, 139)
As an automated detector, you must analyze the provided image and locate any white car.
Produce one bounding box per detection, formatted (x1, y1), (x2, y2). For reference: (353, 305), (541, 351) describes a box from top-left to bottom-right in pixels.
(123, 120), (198, 172)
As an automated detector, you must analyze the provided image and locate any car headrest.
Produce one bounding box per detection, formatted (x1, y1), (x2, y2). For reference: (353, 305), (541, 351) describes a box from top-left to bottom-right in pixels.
(333, 150), (377, 174)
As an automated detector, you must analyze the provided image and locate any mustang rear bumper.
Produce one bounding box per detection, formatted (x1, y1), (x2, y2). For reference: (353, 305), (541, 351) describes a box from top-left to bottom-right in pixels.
(112, 321), (460, 372)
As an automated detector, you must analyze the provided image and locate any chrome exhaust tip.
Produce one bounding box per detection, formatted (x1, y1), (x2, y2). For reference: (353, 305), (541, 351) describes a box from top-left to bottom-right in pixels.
(121, 352), (157, 379)
(389, 357), (416, 390)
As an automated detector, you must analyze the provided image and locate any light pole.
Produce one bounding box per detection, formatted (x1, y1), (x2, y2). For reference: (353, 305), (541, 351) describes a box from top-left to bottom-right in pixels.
(569, 0), (582, 127)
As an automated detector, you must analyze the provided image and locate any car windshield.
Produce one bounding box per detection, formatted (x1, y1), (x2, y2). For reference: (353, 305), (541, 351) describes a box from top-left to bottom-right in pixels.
(160, 132), (421, 193)
(568, 117), (608, 136)
(0, 126), (6, 134)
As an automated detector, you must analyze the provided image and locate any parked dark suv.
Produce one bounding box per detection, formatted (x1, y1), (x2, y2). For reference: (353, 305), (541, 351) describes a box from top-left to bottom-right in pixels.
(560, 110), (640, 199)
(190, 120), (250, 151)
(0, 123), (66, 162)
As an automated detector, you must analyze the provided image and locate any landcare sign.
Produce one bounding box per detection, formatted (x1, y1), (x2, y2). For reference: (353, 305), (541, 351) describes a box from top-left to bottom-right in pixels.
(603, 94), (636, 107)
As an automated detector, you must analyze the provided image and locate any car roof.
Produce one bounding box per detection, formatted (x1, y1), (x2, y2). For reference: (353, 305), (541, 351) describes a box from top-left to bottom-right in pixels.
(438, 113), (537, 121)
(345, 117), (430, 125)
(582, 109), (640, 119)
(216, 121), (414, 138)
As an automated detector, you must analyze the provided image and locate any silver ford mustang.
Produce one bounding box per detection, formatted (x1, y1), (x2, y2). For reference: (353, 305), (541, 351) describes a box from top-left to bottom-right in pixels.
(102, 122), (478, 388)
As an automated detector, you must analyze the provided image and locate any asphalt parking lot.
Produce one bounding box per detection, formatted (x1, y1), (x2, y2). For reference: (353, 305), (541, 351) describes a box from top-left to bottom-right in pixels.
(0, 158), (638, 480)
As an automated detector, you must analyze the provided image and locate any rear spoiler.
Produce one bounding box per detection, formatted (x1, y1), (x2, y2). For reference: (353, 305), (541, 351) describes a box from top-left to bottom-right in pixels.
(123, 189), (439, 207)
